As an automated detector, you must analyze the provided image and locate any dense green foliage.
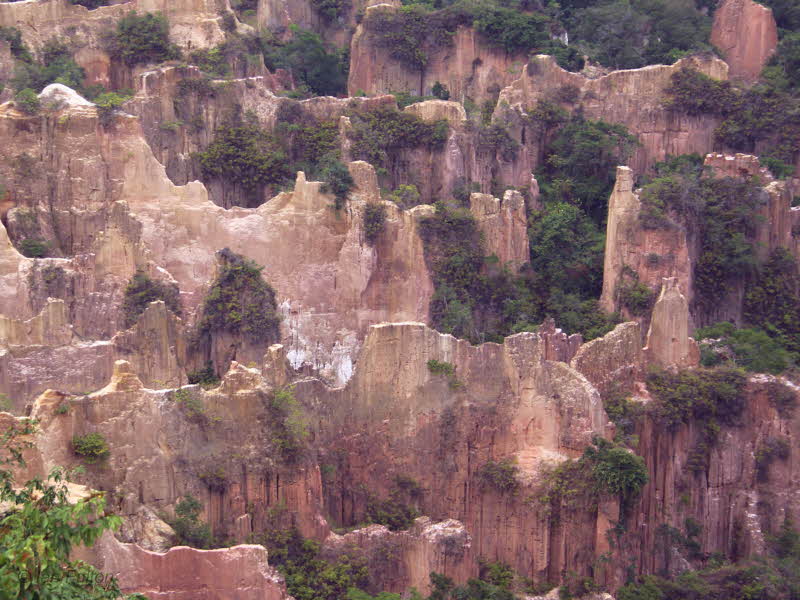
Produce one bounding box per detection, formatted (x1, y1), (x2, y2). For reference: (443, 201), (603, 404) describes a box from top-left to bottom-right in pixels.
(665, 67), (800, 166)
(253, 527), (370, 600)
(0, 26), (33, 63)
(311, 0), (347, 22)
(12, 39), (84, 93)
(320, 158), (355, 209)
(743, 248), (800, 356)
(13, 88), (39, 115)
(365, 478), (421, 531)
(267, 386), (308, 463)
(427, 570), (515, 600)
(122, 270), (181, 328)
(197, 249), (280, 343)
(477, 458), (520, 494)
(196, 120), (290, 206)
(71, 432), (110, 463)
(539, 437), (648, 518)
(365, 2), (580, 71)
(537, 115), (638, 225)
(18, 238), (49, 258)
(168, 494), (214, 548)
(111, 11), (180, 67)
(0, 421), (145, 599)
(694, 322), (797, 374)
(637, 157), (765, 316)
(263, 27), (348, 97)
(363, 203), (387, 243)
(186, 363), (221, 388)
(564, 0), (711, 70)
(93, 91), (131, 127)
(348, 107), (448, 170)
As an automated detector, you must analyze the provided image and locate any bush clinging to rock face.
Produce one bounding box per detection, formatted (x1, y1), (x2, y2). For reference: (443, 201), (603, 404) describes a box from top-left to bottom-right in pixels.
(198, 249), (280, 344)
(111, 11), (180, 67)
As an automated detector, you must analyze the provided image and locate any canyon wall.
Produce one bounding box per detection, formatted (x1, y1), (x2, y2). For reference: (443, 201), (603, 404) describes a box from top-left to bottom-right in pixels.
(497, 55), (729, 175)
(711, 0), (779, 81)
(349, 7), (528, 103)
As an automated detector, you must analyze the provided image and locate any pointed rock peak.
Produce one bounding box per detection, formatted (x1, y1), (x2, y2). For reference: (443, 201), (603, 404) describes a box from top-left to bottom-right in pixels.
(644, 278), (699, 370)
(103, 360), (144, 393)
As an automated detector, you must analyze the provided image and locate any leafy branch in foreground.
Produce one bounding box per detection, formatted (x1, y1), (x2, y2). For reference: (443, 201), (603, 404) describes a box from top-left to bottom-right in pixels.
(0, 419), (147, 599)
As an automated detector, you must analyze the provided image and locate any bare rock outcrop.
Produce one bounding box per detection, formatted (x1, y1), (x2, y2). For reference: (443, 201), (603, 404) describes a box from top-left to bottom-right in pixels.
(349, 8), (528, 103)
(599, 166), (691, 316)
(303, 321), (610, 581)
(469, 190), (529, 271)
(91, 534), (290, 600)
(643, 278), (699, 370)
(711, 0), (778, 81)
(322, 518), (474, 594)
(0, 0), (226, 55)
(571, 322), (643, 397)
(497, 55), (729, 174)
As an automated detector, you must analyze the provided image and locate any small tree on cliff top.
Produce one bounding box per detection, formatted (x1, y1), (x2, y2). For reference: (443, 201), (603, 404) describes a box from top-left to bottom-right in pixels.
(0, 419), (147, 599)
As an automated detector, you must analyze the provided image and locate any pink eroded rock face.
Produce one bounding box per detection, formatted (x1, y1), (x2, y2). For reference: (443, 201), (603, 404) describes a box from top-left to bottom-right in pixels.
(92, 535), (290, 600)
(497, 55), (729, 175)
(711, 0), (779, 81)
(348, 9), (527, 103)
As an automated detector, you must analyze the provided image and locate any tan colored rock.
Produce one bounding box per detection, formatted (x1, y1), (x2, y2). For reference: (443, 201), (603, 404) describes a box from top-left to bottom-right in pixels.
(322, 518), (474, 594)
(498, 55), (729, 174)
(349, 10), (527, 103)
(0, 298), (72, 347)
(469, 190), (529, 271)
(92, 534), (290, 600)
(711, 0), (778, 81)
(599, 166), (692, 315)
(404, 99), (467, 125)
(112, 300), (186, 389)
(643, 278), (699, 370)
(0, 0), (225, 54)
(571, 321), (643, 397)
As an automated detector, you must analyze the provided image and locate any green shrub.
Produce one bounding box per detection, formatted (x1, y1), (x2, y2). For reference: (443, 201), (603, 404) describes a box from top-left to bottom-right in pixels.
(536, 115), (638, 225)
(172, 388), (210, 423)
(477, 458), (520, 494)
(12, 39), (85, 93)
(427, 359), (456, 377)
(431, 81), (450, 100)
(471, 3), (550, 54)
(363, 203), (387, 243)
(71, 433), (110, 463)
(565, 0), (711, 70)
(262, 27), (347, 97)
(387, 183), (421, 208)
(694, 323), (795, 374)
(311, 0), (347, 21)
(169, 494), (213, 548)
(743, 248), (800, 356)
(767, 381), (796, 417)
(251, 527), (370, 600)
(14, 88), (40, 115)
(186, 363), (220, 388)
(198, 249), (281, 343)
(18, 238), (48, 258)
(268, 386), (308, 463)
(475, 122), (519, 161)
(199, 466), (228, 493)
(0, 26), (33, 63)
(348, 107), (448, 169)
(196, 121), (290, 206)
(320, 158), (354, 209)
(583, 437), (648, 505)
(121, 270), (181, 328)
(111, 11), (180, 67)
(617, 277), (654, 316)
